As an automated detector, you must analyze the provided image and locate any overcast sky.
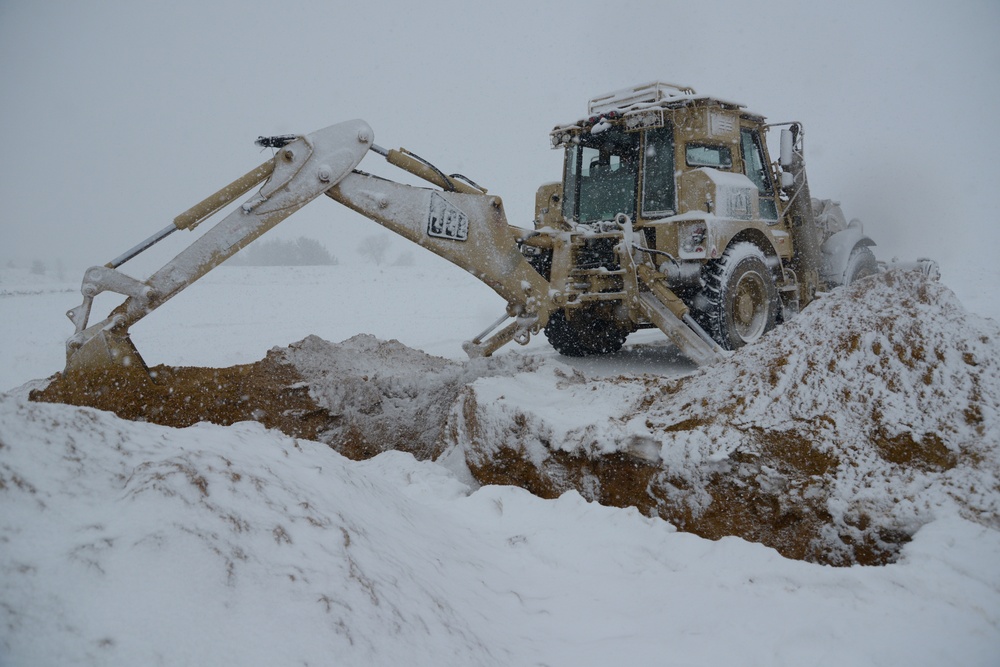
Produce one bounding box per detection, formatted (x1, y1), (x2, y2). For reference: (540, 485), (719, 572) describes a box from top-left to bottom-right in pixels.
(1, 0), (998, 277)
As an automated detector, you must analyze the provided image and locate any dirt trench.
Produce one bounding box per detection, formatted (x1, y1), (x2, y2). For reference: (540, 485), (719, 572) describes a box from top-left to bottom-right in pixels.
(27, 340), (917, 568)
(34, 349), (912, 566)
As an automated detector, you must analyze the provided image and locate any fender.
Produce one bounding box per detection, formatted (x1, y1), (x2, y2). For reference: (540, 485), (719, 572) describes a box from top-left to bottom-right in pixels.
(820, 222), (876, 286)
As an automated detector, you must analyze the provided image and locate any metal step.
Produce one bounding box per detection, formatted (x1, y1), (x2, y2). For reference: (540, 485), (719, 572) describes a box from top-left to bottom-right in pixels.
(636, 292), (728, 367)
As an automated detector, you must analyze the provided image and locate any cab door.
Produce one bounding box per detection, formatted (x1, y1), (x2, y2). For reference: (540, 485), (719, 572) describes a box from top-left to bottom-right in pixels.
(740, 128), (778, 220)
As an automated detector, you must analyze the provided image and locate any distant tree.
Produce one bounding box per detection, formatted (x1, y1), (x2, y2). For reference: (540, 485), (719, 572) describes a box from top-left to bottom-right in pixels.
(294, 237), (337, 265)
(30, 259), (46, 276)
(235, 236), (338, 266)
(358, 234), (390, 266)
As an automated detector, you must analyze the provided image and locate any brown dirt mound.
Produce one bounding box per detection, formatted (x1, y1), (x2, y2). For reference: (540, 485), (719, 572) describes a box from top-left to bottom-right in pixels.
(30, 349), (328, 440)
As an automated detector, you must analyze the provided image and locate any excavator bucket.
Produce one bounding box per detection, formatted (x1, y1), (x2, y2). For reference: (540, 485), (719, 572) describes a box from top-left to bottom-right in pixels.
(46, 328), (167, 414)
(64, 329), (149, 377)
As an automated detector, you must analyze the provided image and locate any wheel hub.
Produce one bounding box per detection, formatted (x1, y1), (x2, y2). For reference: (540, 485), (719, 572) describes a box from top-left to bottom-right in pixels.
(733, 272), (767, 340)
(737, 291), (755, 323)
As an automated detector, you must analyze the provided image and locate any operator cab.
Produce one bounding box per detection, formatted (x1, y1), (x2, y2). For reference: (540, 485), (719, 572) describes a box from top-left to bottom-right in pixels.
(552, 83), (694, 226)
(551, 81), (777, 227)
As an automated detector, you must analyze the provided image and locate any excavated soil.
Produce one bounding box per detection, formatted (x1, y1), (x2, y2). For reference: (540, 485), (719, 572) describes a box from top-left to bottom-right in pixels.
(31, 350), (329, 441)
(30, 271), (1000, 568)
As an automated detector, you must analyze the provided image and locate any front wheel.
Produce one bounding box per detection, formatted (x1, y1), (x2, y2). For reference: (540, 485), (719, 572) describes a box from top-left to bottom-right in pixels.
(544, 308), (630, 357)
(695, 242), (779, 351)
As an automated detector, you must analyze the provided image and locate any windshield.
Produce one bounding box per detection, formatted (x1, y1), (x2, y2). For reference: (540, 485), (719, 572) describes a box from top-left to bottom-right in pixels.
(562, 128), (640, 223)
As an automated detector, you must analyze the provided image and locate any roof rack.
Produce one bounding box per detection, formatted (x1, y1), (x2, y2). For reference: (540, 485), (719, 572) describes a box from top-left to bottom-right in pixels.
(587, 81), (696, 115)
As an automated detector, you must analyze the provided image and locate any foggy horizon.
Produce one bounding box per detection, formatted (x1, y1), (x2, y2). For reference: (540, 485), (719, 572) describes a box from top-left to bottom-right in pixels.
(2, 1), (998, 280)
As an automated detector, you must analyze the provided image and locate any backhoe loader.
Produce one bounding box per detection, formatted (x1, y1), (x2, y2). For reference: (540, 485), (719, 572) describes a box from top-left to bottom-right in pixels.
(62, 82), (935, 386)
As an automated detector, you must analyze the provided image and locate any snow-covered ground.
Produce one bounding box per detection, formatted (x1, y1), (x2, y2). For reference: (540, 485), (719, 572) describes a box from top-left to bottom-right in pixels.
(2, 255), (999, 665)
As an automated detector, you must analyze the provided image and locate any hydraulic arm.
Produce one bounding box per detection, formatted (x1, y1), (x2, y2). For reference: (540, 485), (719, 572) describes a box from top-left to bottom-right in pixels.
(63, 119), (554, 383)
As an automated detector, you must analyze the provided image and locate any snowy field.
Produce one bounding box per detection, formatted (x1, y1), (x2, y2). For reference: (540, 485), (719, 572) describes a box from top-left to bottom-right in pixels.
(2, 254), (999, 665)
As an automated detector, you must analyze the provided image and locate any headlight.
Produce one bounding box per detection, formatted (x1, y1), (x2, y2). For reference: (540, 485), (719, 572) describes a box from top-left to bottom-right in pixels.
(681, 225), (707, 254)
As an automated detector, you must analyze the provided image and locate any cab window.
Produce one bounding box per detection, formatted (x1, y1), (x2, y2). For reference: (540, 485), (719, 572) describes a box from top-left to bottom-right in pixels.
(685, 144), (732, 169)
(561, 128), (640, 223)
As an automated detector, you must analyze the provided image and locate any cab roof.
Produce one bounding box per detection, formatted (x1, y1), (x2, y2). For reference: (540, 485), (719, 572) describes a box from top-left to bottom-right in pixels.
(551, 81), (765, 144)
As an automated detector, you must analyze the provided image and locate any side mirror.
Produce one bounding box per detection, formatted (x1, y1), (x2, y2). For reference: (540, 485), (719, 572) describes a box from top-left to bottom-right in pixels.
(779, 128), (794, 167)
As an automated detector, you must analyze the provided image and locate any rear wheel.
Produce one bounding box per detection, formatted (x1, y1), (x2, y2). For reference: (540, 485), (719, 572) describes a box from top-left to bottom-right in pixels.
(544, 308), (630, 357)
(843, 245), (877, 284)
(696, 242), (779, 351)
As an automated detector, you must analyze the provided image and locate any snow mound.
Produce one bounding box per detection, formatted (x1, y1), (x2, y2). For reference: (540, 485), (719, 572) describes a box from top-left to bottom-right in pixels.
(4, 393), (1000, 665)
(452, 270), (1000, 565)
(0, 394), (506, 664)
(279, 334), (536, 460)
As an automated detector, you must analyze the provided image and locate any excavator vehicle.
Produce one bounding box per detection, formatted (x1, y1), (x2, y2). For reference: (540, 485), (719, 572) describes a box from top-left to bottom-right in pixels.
(62, 82), (936, 387)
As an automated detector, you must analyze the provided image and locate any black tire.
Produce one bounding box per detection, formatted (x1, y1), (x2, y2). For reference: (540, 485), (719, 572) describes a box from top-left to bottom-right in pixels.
(843, 245), (877, 284)
(696, 242), (779, 351)
(544, 308), (629, 357)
